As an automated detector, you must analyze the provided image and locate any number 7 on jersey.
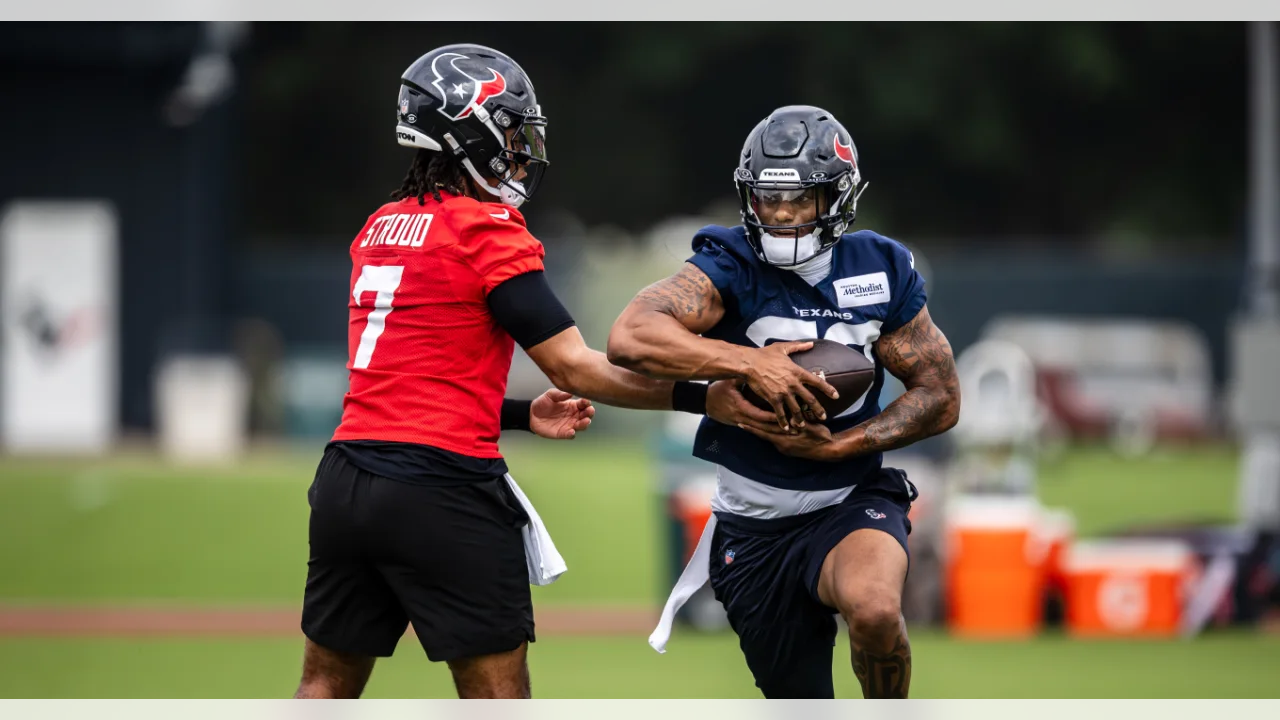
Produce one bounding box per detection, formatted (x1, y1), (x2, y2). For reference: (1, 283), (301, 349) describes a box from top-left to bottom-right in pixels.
(352, 265), (404, 369)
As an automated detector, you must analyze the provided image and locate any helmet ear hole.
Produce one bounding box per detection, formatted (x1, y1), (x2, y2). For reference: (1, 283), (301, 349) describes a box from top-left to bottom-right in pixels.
(454, 123), (483, 143)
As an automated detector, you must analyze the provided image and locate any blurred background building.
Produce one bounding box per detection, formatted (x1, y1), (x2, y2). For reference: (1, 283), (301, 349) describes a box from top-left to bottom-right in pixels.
(0, 22), (1259, 436)
(0, 22), (1257, 436)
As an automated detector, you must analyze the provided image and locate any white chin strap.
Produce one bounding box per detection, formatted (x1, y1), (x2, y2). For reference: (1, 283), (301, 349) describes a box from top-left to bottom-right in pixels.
(760, 231), (820, 265)
(442, 132), (529, 209)
(460, 156), (528, 209)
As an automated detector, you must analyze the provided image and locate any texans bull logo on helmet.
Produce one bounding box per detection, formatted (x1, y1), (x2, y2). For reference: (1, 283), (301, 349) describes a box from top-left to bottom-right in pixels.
(430, 52), (508, 121)
(834, 133), (857, 170)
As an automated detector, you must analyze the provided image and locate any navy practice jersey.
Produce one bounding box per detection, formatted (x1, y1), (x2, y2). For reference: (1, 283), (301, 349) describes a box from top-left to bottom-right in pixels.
(687, 225), (927, 494)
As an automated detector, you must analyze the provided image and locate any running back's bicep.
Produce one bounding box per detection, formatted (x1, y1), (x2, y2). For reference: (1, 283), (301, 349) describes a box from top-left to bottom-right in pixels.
(624, 262), (726, 334)
(875, 305), (957, 392)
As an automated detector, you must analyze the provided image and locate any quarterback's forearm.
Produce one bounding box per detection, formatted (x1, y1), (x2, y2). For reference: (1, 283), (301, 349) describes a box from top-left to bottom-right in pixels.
(558, 347), (677, 410)
(527, 326), (678, 411)
(607, 311), (752, 381)
(828, 384), (959, 459)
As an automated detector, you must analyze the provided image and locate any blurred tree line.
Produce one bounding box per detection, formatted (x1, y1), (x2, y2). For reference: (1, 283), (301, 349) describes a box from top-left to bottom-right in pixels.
(241, 23), (1246, 250)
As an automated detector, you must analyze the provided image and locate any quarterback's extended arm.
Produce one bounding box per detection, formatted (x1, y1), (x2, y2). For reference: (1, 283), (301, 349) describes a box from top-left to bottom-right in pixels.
(525, 326), (684, 411)
(608, 263), (838, 429)
(738, 305), (960, 459)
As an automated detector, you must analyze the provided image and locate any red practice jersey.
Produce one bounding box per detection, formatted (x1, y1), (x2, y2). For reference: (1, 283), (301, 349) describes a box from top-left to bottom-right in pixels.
(330, 193), (545, 459)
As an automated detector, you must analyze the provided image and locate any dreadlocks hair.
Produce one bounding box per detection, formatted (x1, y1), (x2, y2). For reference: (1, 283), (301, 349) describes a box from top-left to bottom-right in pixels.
(390, 150), (472, 205)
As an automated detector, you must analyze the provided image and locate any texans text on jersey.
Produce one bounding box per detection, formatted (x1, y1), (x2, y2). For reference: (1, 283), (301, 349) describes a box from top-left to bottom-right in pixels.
(794, 307), (856, 320)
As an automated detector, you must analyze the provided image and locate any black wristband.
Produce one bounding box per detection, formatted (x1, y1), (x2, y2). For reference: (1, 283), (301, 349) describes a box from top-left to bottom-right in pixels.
(672, 381), (708, 415)
(500, 398), (534, 432)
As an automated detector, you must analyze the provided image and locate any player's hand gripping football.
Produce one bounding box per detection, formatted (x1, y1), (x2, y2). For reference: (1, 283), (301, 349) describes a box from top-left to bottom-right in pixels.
(738, 421), (838, 461)
(741, 341), (839, 432)
(530, 389), (595, 440)
(706, 379), (797, 436)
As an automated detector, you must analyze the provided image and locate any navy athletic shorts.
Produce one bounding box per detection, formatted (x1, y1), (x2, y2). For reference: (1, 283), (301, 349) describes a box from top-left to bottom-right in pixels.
(707, 467), (915, 698)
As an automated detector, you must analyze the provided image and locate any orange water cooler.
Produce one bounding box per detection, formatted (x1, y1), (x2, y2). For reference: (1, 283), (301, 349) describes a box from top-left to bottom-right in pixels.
(943, 496), (1050, 637)
(1062, 540), (1198, 637)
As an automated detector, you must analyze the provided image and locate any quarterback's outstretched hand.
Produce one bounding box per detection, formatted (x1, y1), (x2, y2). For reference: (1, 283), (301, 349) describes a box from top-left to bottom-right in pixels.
(706, 379), (794, 436)
(530, 389), (595, 440)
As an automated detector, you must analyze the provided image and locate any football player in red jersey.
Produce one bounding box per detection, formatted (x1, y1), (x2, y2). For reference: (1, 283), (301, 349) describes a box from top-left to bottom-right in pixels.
(293, 44), (838, 700)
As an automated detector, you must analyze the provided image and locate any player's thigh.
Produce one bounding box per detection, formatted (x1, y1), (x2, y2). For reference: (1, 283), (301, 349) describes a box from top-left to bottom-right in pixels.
(301, 449), (410, 657)
(709, 518), (838, 699)
(371, 476), (534, 664)
(815, 494), (911, 618)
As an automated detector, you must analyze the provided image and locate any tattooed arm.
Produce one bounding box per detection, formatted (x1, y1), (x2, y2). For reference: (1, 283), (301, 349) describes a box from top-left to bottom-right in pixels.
(608, 263), (838, 429)
(846, 305), (960, 454)
(607, 263), (743, 380)
(737, 305), (960, 459)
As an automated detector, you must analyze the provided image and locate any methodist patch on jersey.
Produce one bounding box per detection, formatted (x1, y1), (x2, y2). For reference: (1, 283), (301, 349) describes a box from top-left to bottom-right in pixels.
(833, 272), (891, 309)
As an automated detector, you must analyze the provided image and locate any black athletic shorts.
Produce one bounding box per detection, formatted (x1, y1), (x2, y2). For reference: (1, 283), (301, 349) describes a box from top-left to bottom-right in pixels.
(300, 446), (534, 662)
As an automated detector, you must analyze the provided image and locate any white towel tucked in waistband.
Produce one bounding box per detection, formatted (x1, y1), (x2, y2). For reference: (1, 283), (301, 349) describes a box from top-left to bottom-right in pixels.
(650, 463), (860, 653)
(503, 473), (567, 586)
(648, 513), (718, 653)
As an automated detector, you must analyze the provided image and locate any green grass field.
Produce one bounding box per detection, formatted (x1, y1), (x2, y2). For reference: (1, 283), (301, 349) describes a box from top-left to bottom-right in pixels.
(0, 437), (661, 605)
(5, 631), (1278, 699)
(0, 438), (1243, 604)
(1, 438), (1277, 698)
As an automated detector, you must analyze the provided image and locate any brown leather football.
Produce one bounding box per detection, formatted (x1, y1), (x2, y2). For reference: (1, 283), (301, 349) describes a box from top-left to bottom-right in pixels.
(741, 338), (874, 419)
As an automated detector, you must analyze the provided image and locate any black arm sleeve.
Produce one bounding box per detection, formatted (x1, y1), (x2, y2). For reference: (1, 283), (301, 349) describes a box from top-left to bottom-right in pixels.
(487, 271), (577, 349)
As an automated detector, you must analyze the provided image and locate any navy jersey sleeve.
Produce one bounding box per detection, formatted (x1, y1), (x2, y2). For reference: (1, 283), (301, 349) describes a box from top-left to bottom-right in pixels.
(687, 236), (746, 296)
(686, 228), (753, 318)
(882, 238), (927, 334)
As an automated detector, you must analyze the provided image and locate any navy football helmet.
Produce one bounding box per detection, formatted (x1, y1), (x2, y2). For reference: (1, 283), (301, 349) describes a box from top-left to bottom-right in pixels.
(395, 44), (548, 207)
(735, 106), (866, 266)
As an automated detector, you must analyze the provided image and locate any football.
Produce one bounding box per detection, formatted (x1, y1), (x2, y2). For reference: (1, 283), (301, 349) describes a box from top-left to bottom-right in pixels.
(741, 338), (874, 420)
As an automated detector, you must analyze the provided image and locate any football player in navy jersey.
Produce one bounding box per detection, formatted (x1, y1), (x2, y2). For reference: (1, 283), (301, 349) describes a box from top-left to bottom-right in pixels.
(608, 105), (961, 699)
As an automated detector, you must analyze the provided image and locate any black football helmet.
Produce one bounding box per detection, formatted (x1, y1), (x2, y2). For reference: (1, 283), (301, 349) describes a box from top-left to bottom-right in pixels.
(735, 105), (866, 267)
(395, 44), (548, 207)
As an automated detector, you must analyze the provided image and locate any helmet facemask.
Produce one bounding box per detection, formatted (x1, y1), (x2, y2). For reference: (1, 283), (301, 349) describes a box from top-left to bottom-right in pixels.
(737, 169), (863, 268)
(445, 105), (548, 209)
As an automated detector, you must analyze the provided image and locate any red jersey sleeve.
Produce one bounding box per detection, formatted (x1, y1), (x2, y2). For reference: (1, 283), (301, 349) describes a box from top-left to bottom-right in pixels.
(452, 201), (546, 295)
